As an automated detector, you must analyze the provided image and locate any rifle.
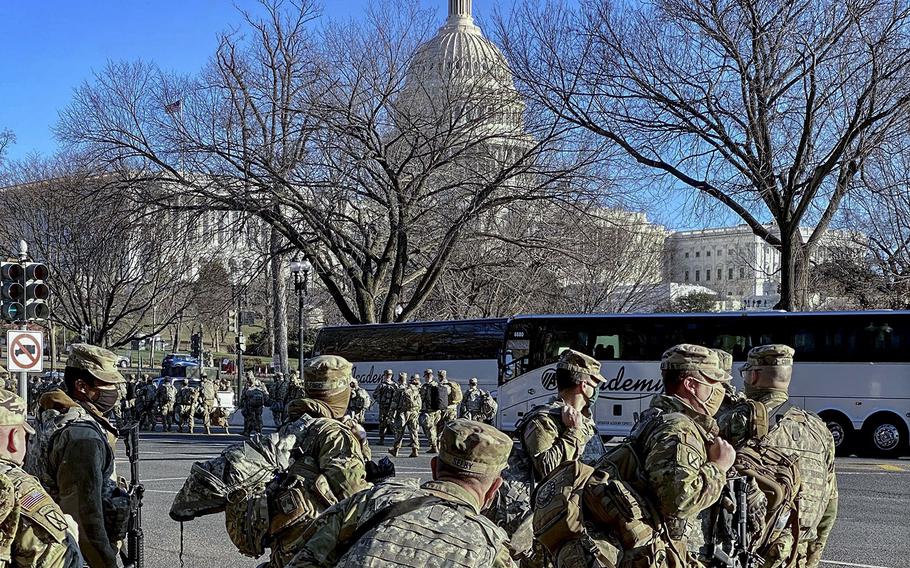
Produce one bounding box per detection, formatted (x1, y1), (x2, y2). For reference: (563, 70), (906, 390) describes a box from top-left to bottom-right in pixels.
(705, 476), (759, 568)
(119, 423), (145, 568)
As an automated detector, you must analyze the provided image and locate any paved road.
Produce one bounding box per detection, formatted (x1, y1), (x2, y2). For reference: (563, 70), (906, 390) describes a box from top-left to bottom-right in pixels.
(128, 431), (909, 568)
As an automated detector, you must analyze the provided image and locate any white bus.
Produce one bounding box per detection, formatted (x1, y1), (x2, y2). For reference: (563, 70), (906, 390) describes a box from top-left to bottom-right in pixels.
(496, 311), (910, 457)
(312, 318), (507, 425)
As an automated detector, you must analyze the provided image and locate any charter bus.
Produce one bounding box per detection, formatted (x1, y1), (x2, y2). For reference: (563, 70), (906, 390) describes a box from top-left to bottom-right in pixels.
(496, 311), (910, 457)
(312, 318), (508, 425)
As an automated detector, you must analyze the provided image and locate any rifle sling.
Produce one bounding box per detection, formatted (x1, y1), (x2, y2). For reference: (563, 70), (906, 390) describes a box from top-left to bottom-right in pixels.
(335, 495), (452, 559)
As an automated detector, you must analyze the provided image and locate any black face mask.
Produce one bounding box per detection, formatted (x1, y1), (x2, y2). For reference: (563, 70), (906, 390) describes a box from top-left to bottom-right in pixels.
(92, 387), (121, 414)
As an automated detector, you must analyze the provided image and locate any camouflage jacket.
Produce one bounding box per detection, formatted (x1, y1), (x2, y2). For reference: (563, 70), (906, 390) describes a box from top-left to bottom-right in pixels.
(393, 385), (421, 414)
(347, 388), (371, 412)
(286, 478), (516, 568)
(373, 382), (397, 409)
(271, 380), (290, 405)
(718, 387), (838, 563)
(26, 391), (125, 568)
(0, 458), (83, 568)
(460, 386), (484, 414)
(638, 395), (726, 540)
(519, 398), (596, 483)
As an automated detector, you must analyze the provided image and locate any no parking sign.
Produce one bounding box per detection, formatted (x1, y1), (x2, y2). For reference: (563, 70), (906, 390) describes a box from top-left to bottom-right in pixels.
(7, 330), (43, 373)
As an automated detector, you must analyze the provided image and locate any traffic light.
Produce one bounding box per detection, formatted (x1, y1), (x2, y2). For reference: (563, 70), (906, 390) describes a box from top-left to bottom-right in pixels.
(190, 332), (201, 358)
(0, 262), (24, 322)
(24, 262), (49, 320)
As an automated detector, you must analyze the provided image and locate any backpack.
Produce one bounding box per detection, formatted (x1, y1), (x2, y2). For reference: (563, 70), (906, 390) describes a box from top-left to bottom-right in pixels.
(201, 381), (217, 403)
(431, 383), (449, 411)
(157, 385), (174, 405)
(401, 387), (421, 413)
(480, 392), (498, 419)
(447, 381), (463, 406)
(246, 388), (266, 409)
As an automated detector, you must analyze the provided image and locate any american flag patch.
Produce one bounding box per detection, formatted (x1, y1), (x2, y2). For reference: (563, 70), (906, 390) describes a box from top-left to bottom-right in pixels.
(20, 490), (44, 510)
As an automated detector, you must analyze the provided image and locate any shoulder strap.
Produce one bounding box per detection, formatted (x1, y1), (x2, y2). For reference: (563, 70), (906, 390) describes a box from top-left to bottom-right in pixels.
(336, 496), (449, 559)
(761, 398), (793, 439)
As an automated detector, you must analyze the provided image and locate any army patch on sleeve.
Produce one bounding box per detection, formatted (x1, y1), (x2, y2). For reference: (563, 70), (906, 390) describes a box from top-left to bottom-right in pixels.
(676, 443), (703, 469)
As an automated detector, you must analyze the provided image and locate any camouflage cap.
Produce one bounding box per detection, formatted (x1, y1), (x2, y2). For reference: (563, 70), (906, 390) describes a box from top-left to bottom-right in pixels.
(424, 368), (434, 376)
(661, 344), (729, 383)
(398, 372), (408, 380)
(66, 343), (125, 384)
(469, 377), (478, 385)
(410, 374), (421, 384)
(303, 355), (352, 392)
(745, 345), (795, 368)
(438, 370), (447, 378)
(712, 349), (734, 374)
(0, 390), (34, 434)
(384, 369), (394, 375)
(438, 419), (511, 476)
(557, 349), (606, 384)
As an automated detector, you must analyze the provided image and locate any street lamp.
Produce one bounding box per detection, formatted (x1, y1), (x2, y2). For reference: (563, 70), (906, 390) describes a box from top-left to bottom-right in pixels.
(290, 257), (312, 372)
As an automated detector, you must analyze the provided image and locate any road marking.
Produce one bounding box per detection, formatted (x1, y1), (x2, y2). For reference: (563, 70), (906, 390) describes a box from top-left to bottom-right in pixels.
(144, 489), (178, 494)
(878, 464), (904, 472)
(142, 477), (189, 483)
(822, 561), (895, 568)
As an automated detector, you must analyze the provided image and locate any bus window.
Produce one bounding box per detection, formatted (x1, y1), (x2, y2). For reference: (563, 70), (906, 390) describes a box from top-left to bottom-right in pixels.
(594, 336), (620, 360)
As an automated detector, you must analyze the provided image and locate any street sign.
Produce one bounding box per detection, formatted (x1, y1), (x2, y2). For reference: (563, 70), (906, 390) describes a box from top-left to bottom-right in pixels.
(7, 330), (43, 372)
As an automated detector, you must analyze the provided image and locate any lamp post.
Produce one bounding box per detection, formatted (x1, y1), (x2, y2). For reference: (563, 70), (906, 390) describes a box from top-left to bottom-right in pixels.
(290, 258), (311, 372)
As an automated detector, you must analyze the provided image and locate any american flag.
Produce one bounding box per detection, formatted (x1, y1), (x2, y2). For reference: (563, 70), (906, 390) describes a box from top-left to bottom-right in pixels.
(164, 100), (182, 115)
(21, 490), (44, 510)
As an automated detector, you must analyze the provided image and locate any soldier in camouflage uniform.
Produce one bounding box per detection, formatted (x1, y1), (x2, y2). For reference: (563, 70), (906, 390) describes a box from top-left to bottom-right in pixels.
(345, 378), (371, 425)
(198, 372), (218, 435)
(287, 419), (516, 568)
(389, 375), (422, 458)
(270, 372), (290, 426)
(155, 377), (177, 432)
(718, 345), (838, 568)
(136, 375), (156, 431)
(175, 382), (199, 433)
(373, 370), (398, 445)
(265, 355), (372, 566)
(460, 377), (484, 420)
(0, 389), (83, 567)
(436, 370), (462, 435)
(27, 344), (131, 568)
(418, 369), (441, 454)
(240, 372), (269, 436)
(0, 365), (12, 393)
(397, 371), (407, 389)
(286, 370), (306, 404)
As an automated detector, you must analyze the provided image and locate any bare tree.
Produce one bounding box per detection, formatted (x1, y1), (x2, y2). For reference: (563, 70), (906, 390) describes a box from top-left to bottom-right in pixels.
(0, 129), (14, 163)
(495, 0), (910, 310)
(0, 159), (195, 347)
(57, 0), (591, 324)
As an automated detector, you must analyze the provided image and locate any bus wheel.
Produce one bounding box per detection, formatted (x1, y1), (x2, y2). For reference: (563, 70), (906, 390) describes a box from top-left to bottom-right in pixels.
(864, 415), (907, 458)
(821, 414), (853, 456)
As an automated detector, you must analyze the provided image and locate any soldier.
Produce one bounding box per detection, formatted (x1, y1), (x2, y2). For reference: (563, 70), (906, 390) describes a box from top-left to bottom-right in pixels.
(718, 345), (838, 568)
(460, 377), (485, 420)
(286, 369), (306, 405)
(374, 370), (397, 445)
(270, 372), (290, 426)
(239, 371), (269, 436)
(389, 374), (422, 458)
(198, 371), (218, 435)
(265, 355), (371, 565)
(0, 365), (12, 392)
(397, 371), (407, 389)
(26, 344), (131, 568)
(287, 419), (516, 568)
(437, 369), (463, 435)
(712, 348), (744, 410)
(418, 368), (441, 454)
(137, 375), (157, 431)
(0, 389), (83, 567)
(346, 378), (371, 425)
(155, 377), (177, 432)
(175, 381), (198, 433)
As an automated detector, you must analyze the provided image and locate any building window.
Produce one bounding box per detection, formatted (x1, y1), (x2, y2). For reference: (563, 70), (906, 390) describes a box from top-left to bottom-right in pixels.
(718, 250), (723, 257)
(729, 249), (735, 255)
(707, 251), (711, 257)
(740, 267), (745, 278)
(695, 270), (700, 282)
(696, 252), (700, 258)
(685, 271), (690, 282)
(706, 270), (711, 281)
(685, 252), (689, 258)
(717, 269), (722, 280)
(728, 268), (734, 280)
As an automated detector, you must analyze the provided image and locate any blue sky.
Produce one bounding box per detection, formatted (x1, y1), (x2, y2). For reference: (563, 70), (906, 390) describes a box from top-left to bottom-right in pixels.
(1, 0), (486, 162)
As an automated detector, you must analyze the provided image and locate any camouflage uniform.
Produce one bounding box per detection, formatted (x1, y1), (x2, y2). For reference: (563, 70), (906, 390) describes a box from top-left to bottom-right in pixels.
(265, 356), (371, 566)
(286, 371), (306, 405)
(136, 377), (157, 431)
(460, 379), (485, 420)
(240, 373), (269, 436)
(26, 345), (129, 568)
(436, 370), (463, 435)
(287, 419), (516, 568)
(373, 371), (397, 445)
(270, 373), (290, 426)
(175, 384), (198, 433)
(418, 370), (440, 453)
(155, 379), (177, 432)
(346, 379), (371, 425)
(717, 345), (838, 568)
(389, 376), (422, 458)
(0, 390), (83, 568)
(196, 374), (218, 434)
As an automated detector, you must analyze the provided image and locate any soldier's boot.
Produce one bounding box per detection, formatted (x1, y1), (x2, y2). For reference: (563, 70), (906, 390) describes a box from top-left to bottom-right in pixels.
(388, 445), (399, 457)
(205, 426), (211, 435)
(426, 445), (438, 454)
(409, 447), (418, 458)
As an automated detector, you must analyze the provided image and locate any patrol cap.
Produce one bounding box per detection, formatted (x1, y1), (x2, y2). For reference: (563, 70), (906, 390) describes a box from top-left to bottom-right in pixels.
(398, 372), (408, 380)
(469, 377), (478, 385)
(557, 349), (606, 384)
(66, 343), (125, 384)
(384, 369), (394, 375)
(424, 368), (434, 376)
(661, 344), (729, 383)
(712, 349), (734, 374)
(438, 419), (511, 476)
(303, 355), (352, 392)
(744, 345), (795, 369)
(0, 390), (34, 434)
(410, 374), (421, 384)
(438, 370), (447, 378)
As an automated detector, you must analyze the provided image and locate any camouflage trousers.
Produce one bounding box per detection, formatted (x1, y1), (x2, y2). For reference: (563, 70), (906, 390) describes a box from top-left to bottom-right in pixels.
(243, 407), (263, 436)
(156, 404), (174, 431)
(210, 407), (231, 434)
(177, 404), (196, 433)
(437, 405), (458, 437)
(419, 411), (441, 449)
(393, 411), (420, 450)
(270, 402), (286, 426)
(377, 406), (394, 442)
(198, 401), (214, 433)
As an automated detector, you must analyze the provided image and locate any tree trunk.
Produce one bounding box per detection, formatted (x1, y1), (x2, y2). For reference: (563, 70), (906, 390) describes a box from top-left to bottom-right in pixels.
(774, 226), (799, 311)
(270, 227), (289, 372)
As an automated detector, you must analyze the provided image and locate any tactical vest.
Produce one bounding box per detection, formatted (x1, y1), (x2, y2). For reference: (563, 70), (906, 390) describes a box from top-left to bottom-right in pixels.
(375, 383), (397, 407)
(200, 380), (217, 404)
(157, 385), (176, 405)
(177, 388), (196, 406)
(349, 389), (367, 411)
(336, 480), (509, 568)
(462, 388), (483, 413)
(245, 387), (266, 409)
(398, 387), (421, 413)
